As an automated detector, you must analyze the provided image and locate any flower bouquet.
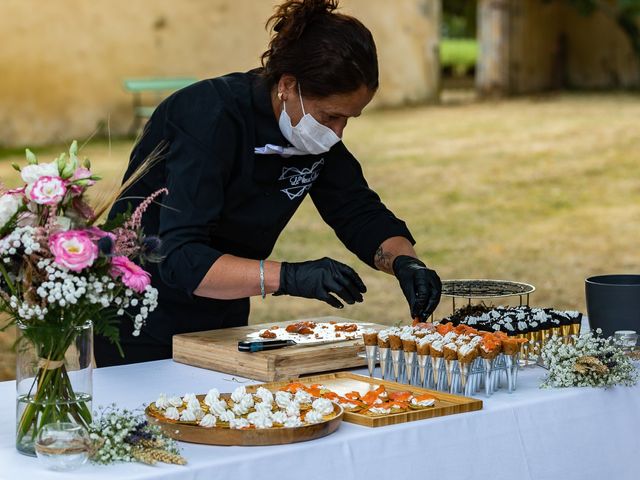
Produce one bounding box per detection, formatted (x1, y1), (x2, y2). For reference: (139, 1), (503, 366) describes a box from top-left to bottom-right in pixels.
(540, 329), (638, 388)
(0, 142), (162, 455)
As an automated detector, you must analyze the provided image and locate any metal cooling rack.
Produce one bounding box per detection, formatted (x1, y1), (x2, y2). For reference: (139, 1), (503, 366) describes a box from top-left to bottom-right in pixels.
(441, 279), (536, 311)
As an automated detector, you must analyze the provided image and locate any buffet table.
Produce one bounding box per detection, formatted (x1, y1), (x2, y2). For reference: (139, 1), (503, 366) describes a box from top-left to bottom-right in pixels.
(0, 357), (638, 480)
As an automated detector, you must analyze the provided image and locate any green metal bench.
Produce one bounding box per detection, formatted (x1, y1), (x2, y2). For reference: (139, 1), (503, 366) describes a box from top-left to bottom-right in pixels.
(123, 77), (198, 134)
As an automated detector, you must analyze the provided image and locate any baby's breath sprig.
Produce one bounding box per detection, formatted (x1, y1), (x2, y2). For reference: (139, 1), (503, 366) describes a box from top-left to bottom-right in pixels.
(88, 404), (186, 466)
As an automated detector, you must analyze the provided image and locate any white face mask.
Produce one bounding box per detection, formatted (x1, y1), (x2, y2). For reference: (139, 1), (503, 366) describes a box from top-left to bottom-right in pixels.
(278, 83), (341, 155)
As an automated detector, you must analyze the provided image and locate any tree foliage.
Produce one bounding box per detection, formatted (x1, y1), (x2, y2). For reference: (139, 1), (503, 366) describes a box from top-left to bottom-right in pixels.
(442, 0), (477, 38)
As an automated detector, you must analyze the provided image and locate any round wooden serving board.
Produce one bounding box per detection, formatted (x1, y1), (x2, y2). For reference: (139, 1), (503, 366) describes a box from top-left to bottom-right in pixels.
(145, 397), (344, 446)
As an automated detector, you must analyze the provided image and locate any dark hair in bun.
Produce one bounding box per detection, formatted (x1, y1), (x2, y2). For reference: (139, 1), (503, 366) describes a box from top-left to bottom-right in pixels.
(261, 0), (379, 98)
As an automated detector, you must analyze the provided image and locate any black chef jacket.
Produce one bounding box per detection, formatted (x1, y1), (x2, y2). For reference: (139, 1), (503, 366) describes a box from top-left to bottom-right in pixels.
(95, 69), (414, 366)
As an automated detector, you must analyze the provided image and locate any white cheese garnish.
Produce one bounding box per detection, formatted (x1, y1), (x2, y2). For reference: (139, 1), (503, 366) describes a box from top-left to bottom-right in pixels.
(164, 406), (180, 420)
(304, 410), (324, 424)
(199, 413), (216, 428)
(204, 388), (220, 406)
(155, 393), (170, 410)
(312, 398), (333, 416)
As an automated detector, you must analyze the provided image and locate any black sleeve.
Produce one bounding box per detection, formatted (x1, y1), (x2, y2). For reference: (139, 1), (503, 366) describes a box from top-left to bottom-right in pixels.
(157, 83), (237, 294)
(309, 142), (415, 269)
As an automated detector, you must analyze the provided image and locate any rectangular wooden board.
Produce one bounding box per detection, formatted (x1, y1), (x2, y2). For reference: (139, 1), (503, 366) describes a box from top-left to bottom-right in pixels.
(249, 372), (483, 427)
(172, 317), (387, 382)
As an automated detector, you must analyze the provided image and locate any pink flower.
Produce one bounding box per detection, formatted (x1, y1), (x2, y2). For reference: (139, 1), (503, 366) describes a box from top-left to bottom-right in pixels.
(26, 176), (66, 205)
(69, 167), (95, 196)
(68, 184), (82, 196)
(72, 167), (93, 182)
(49, 230), (98, 272)
(110, 256), (151, 293)
(86, 226), (115, 242)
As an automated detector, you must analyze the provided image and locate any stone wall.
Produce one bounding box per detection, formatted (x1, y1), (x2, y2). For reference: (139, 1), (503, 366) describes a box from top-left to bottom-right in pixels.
(476, 0), (512, 95)
(562, 5), (640, 88)
(0, 0), (440, 147)
(478, 0), (640, 95)
(507, 0), (563, 93)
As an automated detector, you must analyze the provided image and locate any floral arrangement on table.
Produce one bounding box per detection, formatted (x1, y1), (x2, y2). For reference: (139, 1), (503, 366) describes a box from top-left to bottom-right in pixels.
(0, 141), (163, 454)
(88, 405), (186, 466)
(540, 330), (638, 388)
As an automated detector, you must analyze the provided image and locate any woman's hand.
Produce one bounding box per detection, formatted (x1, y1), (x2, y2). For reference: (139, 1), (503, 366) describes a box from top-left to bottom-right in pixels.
(373, 237), (441, 320)
(274, 257), (366, 309)
(392, 255), (441, 320)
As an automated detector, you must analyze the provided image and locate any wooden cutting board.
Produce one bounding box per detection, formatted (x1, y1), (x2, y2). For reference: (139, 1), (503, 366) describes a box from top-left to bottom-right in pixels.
(250, 372), (483, 427)
(172, 316), (386, 381)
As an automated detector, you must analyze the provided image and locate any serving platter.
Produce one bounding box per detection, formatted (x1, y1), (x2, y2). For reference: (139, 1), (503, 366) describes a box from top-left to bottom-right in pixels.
(145, 394), (344, 446)
(173, 316), (388, 381)
(249, 372), (483, 428)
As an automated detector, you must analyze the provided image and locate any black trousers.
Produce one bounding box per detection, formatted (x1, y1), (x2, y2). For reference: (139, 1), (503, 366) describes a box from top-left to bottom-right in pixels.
(94, 331), (173, 367)
(93, 297), (250, 367)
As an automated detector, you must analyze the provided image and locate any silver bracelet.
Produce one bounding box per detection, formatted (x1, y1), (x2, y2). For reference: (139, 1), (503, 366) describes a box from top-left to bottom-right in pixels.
(259, 259), (266, 299)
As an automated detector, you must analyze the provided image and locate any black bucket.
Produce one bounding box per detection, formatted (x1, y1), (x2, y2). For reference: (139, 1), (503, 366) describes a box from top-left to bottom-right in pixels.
(585, 274), (640, 337)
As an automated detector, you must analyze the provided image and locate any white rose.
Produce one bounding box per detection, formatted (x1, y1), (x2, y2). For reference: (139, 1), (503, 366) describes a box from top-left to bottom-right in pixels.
(20, 161), (59, 184)
(0, 194), (23, 229)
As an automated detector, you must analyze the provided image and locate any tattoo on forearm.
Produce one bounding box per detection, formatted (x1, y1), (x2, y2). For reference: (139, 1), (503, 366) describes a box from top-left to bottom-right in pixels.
(374, 246), (393, 273)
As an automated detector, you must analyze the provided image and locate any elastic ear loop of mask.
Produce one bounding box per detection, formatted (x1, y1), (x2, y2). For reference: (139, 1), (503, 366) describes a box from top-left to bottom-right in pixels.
(297, 82), (307, 116)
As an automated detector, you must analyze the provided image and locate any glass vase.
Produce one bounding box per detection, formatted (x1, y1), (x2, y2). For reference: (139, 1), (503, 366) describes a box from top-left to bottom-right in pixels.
(35, 422), (90, 471)
(15, 321), (93, 456)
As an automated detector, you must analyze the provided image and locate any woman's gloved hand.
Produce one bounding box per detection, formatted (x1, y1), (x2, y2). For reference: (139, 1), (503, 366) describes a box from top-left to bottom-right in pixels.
(392, 255), (441, 320)
(274, 257), (366, 309)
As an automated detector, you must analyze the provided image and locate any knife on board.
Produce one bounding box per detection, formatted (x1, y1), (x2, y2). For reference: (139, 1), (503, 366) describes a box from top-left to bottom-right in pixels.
(237, 339), (296, 352)
(237, 337), (356, 352)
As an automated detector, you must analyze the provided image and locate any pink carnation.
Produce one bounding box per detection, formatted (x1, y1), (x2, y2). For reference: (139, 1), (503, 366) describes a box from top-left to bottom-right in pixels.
(110, 256), (151, 293)
(49, 230), (98, 272)
(26, 175), (67, 205)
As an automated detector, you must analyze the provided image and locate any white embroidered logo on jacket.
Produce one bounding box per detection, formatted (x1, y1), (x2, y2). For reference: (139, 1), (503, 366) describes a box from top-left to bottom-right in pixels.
(278, 159), (324, 200)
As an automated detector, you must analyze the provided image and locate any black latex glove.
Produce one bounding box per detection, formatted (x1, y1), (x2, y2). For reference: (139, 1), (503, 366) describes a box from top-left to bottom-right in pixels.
(274, 257), (367, 309)
(392, 255), (442, 320)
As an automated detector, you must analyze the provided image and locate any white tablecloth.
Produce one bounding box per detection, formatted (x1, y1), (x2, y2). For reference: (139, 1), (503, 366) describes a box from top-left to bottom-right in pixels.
(0, 357), (638, 480)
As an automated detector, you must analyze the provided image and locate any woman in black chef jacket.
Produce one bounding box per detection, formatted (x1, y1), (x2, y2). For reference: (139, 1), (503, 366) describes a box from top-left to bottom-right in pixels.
(95, 0), (442, 366)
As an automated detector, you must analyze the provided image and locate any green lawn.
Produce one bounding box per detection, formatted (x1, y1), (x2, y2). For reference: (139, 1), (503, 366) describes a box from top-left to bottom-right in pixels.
(440, 38), (478, 75)
(2, 93), (640, 380)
